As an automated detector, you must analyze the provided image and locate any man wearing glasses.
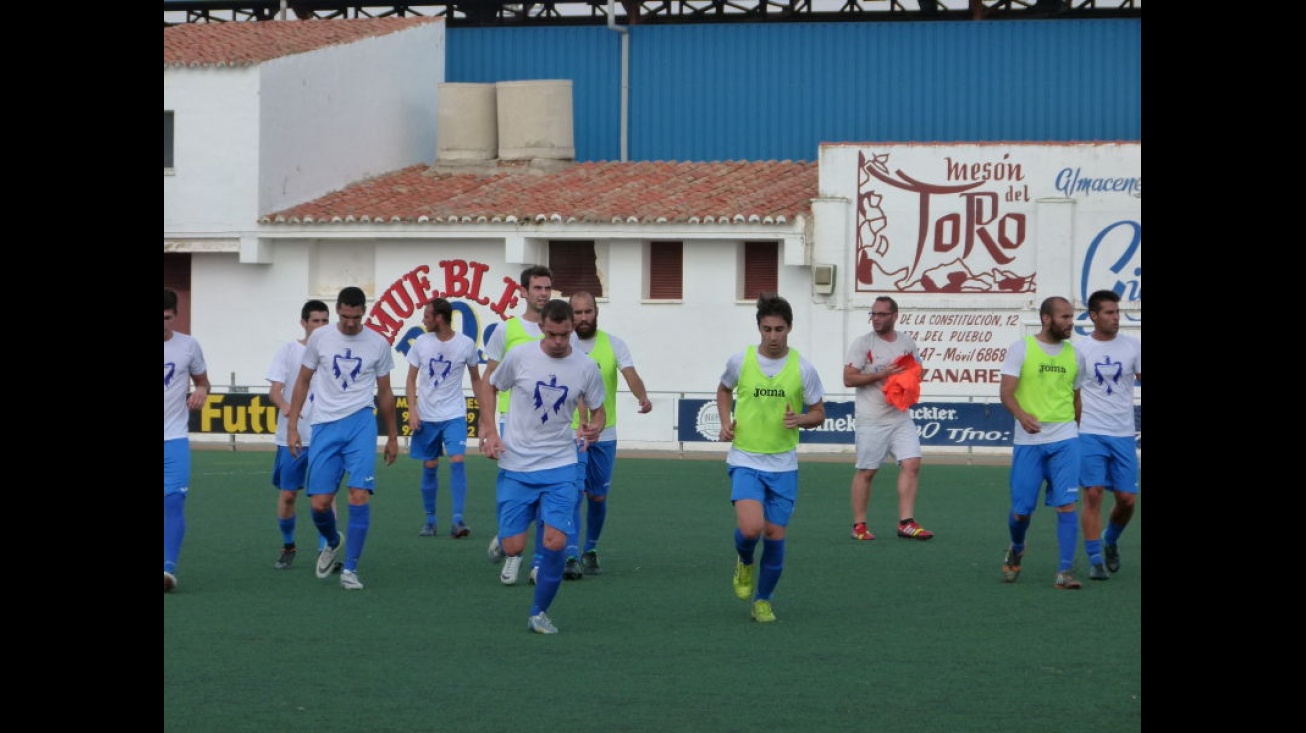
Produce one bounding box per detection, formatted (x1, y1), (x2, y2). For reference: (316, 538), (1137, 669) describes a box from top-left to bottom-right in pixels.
(843, 296), (933, 542)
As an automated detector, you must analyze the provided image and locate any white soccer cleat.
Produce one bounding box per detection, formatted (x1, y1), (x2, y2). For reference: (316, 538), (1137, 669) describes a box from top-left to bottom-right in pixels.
(316, 535), (344, 579)
(527, 612), (558, 634)
(500, 555), (522, 585)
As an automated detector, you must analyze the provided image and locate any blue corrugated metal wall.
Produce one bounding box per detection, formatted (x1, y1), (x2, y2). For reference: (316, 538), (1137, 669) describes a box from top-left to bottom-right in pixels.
(447, 19), (1140, 163)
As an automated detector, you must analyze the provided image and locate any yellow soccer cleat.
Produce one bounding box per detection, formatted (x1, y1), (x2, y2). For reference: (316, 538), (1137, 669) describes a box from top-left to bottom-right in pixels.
(732, 558), (755, 601)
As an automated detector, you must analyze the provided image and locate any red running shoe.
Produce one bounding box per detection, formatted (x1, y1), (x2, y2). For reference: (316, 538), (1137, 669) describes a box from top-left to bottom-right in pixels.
(897, 520), (935, 540)
(850, 523), (876, 541)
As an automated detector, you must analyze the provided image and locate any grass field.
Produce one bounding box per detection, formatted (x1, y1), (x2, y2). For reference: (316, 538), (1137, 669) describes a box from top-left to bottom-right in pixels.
(164, 450), (1141, 733)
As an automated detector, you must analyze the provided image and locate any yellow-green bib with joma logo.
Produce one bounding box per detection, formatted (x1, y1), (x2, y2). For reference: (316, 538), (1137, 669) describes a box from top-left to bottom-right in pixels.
(733, 346), (803, 454)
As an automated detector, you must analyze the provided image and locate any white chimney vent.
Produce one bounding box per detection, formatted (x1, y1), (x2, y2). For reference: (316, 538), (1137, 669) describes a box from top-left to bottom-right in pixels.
(436, 83), (498, 162)
(496, 80), (575, 161)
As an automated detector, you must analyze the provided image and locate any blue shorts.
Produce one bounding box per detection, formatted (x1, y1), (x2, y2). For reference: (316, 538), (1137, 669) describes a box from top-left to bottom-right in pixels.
(163, 438), (191, 497)
(1009, 438), (1081, 514)
(496, 465), (581, 537)
(578, 440), (616, 498)
(306, 408), (378, 496)
(271, 445), (308, 491)
(409, 417), (468, 462)
(727, 466), (798, 527)
(1080, 433), (1139, 494)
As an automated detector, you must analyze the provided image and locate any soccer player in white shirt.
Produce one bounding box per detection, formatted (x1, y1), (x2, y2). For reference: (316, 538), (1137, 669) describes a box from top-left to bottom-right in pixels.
(404, 297), (482, 539)
(266, 300), (332, 570)
(287, 287), (400, 591)
(164, 288), (211, 593)
(1075, 289), (1141, 580)
(477, 299), (605, 634)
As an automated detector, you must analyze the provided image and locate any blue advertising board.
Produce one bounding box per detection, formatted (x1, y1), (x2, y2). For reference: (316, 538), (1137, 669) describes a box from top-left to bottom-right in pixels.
(677, 400), (1142, 449)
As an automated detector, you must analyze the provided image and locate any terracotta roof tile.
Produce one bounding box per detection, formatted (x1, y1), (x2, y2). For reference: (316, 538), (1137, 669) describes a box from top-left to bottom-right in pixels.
(262, 161), (817, 226)
(164, 17), (439, 68)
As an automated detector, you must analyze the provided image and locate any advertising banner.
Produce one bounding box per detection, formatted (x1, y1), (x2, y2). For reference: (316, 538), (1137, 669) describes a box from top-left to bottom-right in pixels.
(189, 393), (482, 438)
(824, 142), (1142, 398)
(676, 399), (1141, 448)
(190, 394), (1139, 450)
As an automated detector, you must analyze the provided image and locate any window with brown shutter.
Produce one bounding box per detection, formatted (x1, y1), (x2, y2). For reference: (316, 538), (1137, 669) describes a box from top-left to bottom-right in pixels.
(164, 252), (193, 335)
(649, 241), (683, 300)
(164, 111), (175, 170)
(549, 241), (603, 298)
(743, 241), (778, 300)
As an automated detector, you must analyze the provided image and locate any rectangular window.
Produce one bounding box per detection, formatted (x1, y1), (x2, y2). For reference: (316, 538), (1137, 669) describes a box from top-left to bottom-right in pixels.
(164, 252), (192, 335)
(648, 241), (683, 300)
(164, 111), (175, 170)
(549, 241), (603, 297)
(743, 241), (778, 300)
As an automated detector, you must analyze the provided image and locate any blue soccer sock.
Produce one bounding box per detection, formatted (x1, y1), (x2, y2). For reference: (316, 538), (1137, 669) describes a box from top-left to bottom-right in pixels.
(1084, 537), (1103, 566)
(583, 498), (607, 553)
(312, 506), (339, 550)
(530, 545), (565, 616)
(1103, 520), (1125, 546)
(279, 516), (296, 546)
(532, 518), (545, 570)
(734, 528), (759, 565)
(450, 461), (467, 523)
(345, 503), (371, 573)
(566, 496), (582, 558)
(164, 492), (186, 574)
(421, 465), (439, 524)
(1007, 513), (1031, 555)
(1056, 510), (1079, 572)
(756, 537), (786, 600)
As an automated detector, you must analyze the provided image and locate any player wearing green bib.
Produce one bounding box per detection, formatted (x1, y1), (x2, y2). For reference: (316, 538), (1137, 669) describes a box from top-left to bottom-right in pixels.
(715, 294), (826, 623)
(998, 296), (1086, 590)
(562, 291), (652, 579)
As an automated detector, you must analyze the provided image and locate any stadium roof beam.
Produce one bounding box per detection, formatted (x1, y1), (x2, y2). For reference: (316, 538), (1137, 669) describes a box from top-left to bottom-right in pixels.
(163, 0), (1142, 25)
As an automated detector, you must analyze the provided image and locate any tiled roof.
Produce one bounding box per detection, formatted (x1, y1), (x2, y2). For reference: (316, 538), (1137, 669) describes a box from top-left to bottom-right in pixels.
(261, 160), (818, 226)
(164, 17), (439, 68)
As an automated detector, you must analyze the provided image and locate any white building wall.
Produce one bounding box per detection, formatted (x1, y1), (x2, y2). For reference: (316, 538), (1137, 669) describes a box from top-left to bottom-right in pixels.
(195, 235), (818, 409)
(190, 248), (314, 390)
(258, 22), (445, 214)
(163, 68), (262, 236)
